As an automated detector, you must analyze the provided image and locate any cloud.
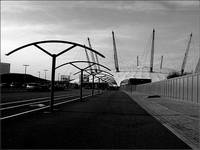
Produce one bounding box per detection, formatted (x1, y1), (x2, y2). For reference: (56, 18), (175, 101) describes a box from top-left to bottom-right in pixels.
(1, 1), (199, 77)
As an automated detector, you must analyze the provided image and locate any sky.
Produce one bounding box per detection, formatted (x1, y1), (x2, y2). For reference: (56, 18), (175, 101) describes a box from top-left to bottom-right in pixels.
(1, 0), (200, 80)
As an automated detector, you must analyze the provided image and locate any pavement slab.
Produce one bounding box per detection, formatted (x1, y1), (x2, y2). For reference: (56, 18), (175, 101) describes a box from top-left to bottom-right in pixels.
(125, 91), (199, 150)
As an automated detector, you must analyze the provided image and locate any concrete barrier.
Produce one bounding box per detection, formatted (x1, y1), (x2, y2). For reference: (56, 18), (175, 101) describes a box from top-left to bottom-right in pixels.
(135, 73), (200, 104)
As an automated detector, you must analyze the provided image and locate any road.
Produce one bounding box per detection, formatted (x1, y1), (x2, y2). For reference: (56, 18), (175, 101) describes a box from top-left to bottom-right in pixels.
(1, 90), (190, 149)
(1, 89), (91, 103)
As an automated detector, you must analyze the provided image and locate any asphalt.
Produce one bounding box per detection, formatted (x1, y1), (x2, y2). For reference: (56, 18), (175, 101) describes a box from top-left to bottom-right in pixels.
(1, 90), (191, 149)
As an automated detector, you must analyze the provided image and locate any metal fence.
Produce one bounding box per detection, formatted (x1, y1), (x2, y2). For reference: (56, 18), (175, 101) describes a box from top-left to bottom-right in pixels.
(136, 73), (200, 104)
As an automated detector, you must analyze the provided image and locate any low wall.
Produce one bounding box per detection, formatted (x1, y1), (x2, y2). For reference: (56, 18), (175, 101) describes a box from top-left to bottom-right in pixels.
(136, 73), (200, 104)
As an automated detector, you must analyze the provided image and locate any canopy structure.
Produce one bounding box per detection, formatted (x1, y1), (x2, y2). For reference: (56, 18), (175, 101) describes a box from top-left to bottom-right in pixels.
(6, 40), (106, 111)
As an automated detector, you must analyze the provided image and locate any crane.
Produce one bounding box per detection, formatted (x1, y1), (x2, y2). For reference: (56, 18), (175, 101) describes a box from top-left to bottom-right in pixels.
(181, 33), (192, 75)
(112, 31), (120, 72)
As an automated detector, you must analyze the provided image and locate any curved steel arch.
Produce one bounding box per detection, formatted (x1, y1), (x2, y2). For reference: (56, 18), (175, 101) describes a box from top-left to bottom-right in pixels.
(55, 61), (110, 71)
(84, 72), (114, 80)
(75, 68), (114, 80)
(5, 40), (106, 112)
(101, 76), (115, 82)
(6, 40), (105, 58)
(96, 76), (114, 85)
(86, 69), (113, 76)
(86, 72), (114, 80)
(79, 68), (115, 82)
(96, 74), (114, 80)
(74, 68), (113, 77)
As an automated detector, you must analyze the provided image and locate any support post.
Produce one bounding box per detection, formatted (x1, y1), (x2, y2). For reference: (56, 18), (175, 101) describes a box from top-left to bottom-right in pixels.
(160, 55), (163, 71)
(92, 74), (95, 96)
(112, 31), (120, 72)
(80, 69), (83, 101)
(150, 29), (155, 73)
(98, 78), (101, 93)
(50, 55), (56, 112)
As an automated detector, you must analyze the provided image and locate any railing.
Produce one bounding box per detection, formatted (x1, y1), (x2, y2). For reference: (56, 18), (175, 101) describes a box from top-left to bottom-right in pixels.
(136, 73), (200, 104)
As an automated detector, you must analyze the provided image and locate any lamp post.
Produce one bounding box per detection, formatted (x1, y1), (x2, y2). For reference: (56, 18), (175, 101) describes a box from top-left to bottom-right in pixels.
(23, 64), (29, 74)
(38, 71), (40, 78)
(44, 69), (48, 80)
(92, 72), (95, 96)
(23, 64), (29, 84)
(58, 73), (60, 81)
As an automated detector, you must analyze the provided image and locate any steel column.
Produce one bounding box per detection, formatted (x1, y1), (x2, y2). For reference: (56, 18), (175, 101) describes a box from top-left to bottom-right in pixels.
(92, 74), (95, 96)
(50, 55), (56, 112)
(80, 69), (83, 101)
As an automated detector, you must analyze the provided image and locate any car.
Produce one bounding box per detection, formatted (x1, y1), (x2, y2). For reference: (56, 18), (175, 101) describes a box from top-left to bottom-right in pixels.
(0, 83), (10, 88)
(10, 82), (23, 88)
(26, 83), (41, 91)
(39, 83), (50, 91)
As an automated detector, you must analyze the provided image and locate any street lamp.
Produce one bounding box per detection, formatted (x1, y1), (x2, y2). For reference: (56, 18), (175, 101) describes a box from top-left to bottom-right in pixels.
(23, 64), (29, 74)
(23, 64), (29, 84)
(58, 73), (60, 81)
(38, 71), (40, 78)
(44, 69), (48, 80)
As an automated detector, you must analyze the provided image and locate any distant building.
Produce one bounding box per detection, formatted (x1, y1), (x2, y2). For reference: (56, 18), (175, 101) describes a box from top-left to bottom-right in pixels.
(61, 75), (70, 82)
(79, 74), (89, 84)
(0, 62), (10, 74)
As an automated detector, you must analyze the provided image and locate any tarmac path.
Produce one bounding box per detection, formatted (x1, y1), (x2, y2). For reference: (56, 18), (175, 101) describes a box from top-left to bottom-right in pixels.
(1, 90), (191, 149)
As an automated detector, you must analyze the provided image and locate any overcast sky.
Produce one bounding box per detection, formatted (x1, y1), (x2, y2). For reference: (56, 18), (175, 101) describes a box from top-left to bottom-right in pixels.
(1, 0), (200, 80)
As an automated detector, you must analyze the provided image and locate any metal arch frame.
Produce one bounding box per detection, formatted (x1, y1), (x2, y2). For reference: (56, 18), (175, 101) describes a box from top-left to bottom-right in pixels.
(97, 74), (115, 81)
(73, 68), (113, 77)
(80, 69), (115, 95)
(6, 40), (106, 112)
(96, 76), (115, 86)
(56, 61), (110, 71)
(79, 69), (114, 83)
(6, 40), (105, 58)
(78, 69), (115, 85)
(71, 67), (114, 96)
(55, 61), (111, 101)
(83, 72), (115, 83)
(86, 73), (115, 87)
(99, 75), (114, 82)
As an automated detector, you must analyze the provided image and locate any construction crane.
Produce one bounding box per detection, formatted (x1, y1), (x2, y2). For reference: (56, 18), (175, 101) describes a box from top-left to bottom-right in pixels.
(181, 33), (192, 75)
(112, 31), (119, 72)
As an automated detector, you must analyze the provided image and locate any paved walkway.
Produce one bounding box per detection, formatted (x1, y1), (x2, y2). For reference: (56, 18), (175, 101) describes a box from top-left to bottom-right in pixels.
(125, 91), (200, 150)
(2, 91), (191, 149)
